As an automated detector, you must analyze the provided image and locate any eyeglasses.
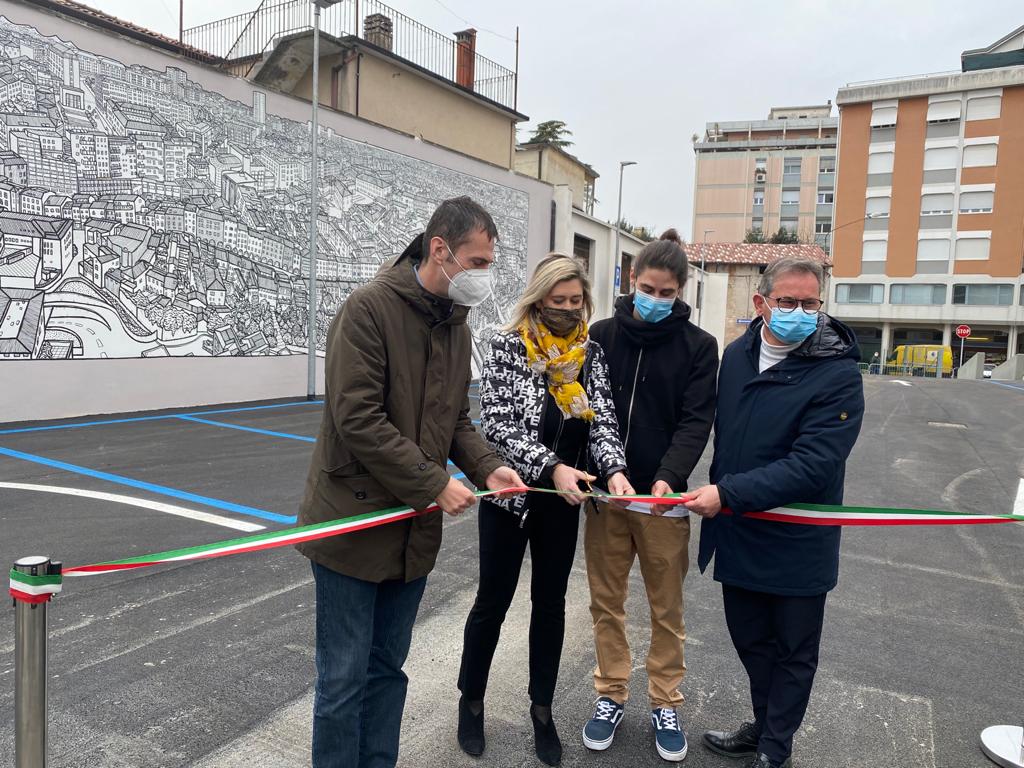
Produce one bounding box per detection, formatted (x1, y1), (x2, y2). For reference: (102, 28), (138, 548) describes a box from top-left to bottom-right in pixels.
(765, 295), (822, 314)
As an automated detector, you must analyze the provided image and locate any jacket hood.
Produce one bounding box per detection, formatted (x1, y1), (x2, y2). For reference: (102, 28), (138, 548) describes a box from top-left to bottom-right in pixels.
(746, 313), (860, 362)
(376, 234), (468, 326)
(612, 293), (694, 347)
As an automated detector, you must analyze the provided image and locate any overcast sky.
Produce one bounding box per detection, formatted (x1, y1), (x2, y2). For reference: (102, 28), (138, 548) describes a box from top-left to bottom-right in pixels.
(76, 0), (1022, 240)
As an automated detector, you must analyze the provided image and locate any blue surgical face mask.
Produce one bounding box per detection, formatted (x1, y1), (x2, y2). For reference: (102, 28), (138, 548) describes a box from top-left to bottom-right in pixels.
(764, 303), (819, 344)
(634, 291), (674, 323)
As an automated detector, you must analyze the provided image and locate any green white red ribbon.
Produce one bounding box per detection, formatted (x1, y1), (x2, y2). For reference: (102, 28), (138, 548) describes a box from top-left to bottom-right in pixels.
(35, 487), (1021, 580)
(9, 568), (63, 604)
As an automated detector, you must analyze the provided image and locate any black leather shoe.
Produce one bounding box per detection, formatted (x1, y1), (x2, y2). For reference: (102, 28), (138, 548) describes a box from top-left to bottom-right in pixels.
(457, 696), (485, 757)
(702, 721), (760, 758)
(746, 753), (792, 768)
(531, 705), (562, 766)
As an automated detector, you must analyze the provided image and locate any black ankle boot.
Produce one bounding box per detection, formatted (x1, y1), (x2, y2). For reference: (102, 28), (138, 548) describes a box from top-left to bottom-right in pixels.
(458, 696), (485, 757)
(530, 704), (562, 766)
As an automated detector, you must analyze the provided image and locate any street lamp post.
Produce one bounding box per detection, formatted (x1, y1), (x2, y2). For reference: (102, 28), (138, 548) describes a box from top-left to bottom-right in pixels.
(613, 161), (636, 298)
(307, 0), (342, 400)
(697, 228), (714, 328)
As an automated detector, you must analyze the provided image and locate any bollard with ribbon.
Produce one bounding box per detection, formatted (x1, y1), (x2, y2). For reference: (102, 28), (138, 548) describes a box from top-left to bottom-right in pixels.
(10, 555), (62, 768)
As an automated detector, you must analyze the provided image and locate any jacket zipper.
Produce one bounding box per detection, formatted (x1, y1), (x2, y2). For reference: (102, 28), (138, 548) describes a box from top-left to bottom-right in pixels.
(622, 348), (644, 452)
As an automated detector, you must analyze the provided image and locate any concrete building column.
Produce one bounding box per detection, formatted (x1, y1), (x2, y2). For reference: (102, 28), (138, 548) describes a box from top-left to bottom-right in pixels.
(880, 321), (892, 359)
(942, 323), (952, 348)
(1008, 324), (1019, 357)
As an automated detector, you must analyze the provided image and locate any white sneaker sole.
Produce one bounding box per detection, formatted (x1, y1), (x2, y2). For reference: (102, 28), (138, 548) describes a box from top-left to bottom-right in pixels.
(582, 720), (621, 751)
(655, 739), (688, 762)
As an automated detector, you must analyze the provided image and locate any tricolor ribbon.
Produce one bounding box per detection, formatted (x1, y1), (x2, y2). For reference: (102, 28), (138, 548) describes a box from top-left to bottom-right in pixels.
(46, 486), (1022, 580)
(9, 568), (63, 604)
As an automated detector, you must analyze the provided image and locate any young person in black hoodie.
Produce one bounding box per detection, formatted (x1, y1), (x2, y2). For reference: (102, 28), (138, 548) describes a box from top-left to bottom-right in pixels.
(581, 230), (718, 762)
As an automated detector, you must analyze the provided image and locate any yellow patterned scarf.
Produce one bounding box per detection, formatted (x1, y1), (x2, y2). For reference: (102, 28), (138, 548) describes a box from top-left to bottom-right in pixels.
(519, 316), (595, 422)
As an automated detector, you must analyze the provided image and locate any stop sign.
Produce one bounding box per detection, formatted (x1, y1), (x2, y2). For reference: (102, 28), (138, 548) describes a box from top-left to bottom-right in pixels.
(955, 324), (972, 339)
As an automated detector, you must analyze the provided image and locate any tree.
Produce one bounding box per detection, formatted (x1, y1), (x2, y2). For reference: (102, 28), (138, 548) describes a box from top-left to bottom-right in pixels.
(527, 120), (573, 148)
(614, 218), (656, 243)
(767, 227), (800, 244)
(744, 228), (766, 244)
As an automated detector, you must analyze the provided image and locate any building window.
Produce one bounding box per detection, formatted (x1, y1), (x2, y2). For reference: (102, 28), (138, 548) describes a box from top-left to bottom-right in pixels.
(751, 218), (763, 233)
(817, 191), (834, 204)
(862, 240), (887, 262)
(781, 190), (799, 205)
(867, 151), (894, 174)
(954, 237), (990, 261)
(836, 283), (883, 304)
(917, 239), (950, 262)
(966, 95), (1001, 121)
(923, 146), (958, 170)
(963, 143), (998, 167)
(952, 283), (1012, 305)
(926, 99), (962, 123)
(870, 105), (897, 128)
(783, 158), (801, 175)
(959, 190), (994, 213)
(920, 193), (954, 215)
(819, 156), (836, 174)
(780, 218), (798, 233)
(753, 191), (764, 206)
(815, 220), (832, 234)
(865, 196), (891, 217)
(890, 284), (946, 305)
(755, 157), (767, 172)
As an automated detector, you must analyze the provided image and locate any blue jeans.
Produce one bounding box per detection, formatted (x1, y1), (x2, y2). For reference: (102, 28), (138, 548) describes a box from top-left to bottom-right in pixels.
(311, 561), (427, 768)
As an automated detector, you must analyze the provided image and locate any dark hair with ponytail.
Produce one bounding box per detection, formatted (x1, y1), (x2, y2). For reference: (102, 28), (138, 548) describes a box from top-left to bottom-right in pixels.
(633, 229), (688, 287)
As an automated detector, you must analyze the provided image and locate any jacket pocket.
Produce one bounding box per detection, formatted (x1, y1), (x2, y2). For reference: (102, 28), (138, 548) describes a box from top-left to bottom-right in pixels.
(322, 433), (365, 476)
(315, 467), (400, 520)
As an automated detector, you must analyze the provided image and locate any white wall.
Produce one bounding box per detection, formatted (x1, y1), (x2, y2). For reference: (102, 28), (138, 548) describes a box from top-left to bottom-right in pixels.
(0, 0), (553, 423)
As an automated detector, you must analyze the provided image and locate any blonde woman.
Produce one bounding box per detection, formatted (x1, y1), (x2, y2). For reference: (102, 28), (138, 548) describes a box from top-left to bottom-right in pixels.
(456, 254), (634, 766)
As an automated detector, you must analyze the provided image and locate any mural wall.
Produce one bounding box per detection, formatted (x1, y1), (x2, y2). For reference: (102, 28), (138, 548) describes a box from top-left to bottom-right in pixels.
(0, 15), (529, 370)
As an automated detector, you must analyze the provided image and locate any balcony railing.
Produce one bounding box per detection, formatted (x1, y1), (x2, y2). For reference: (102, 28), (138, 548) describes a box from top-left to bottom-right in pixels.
(183, 0), (518, 110)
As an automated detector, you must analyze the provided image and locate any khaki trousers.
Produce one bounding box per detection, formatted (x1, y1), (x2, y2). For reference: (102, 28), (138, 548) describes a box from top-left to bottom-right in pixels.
(584, 501), (690, 708)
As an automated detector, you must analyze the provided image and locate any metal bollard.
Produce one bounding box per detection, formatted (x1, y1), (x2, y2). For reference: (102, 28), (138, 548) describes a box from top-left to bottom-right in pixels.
(11, 555), (61, 768)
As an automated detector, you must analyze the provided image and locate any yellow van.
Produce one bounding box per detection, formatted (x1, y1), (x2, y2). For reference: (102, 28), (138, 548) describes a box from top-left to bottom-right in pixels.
(886, 345), (953, 377)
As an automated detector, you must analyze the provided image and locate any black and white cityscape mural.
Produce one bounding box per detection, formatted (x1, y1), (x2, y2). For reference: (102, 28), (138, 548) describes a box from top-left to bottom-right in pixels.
(0, 16), (529, 371)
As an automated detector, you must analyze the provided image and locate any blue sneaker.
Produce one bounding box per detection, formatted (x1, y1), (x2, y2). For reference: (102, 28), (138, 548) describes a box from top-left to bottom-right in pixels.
(651, 707), (687, 761)
(582, 697), (624, 751)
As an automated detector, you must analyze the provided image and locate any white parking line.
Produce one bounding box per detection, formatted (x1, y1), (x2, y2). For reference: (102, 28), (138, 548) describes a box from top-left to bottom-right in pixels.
(1015, 478), (1024, 516)
(0, 481), (265, 532)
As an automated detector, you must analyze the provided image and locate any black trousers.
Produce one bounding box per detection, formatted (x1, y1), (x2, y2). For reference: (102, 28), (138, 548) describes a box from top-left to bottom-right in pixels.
(458, 495), (580, 706)
(722, 584), (827, 764)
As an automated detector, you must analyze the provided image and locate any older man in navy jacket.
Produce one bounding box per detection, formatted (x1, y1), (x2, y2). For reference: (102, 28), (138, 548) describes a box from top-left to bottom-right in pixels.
(684, 257), (864, 768)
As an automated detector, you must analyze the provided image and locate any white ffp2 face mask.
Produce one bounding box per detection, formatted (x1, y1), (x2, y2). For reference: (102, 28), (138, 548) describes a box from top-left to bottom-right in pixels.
(442, 243), (493, 307)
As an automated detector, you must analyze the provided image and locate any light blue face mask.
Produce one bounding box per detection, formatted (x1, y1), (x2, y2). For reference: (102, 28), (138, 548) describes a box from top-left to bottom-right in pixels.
(765, 303), (819, 344)
(634, 291), (674, 323)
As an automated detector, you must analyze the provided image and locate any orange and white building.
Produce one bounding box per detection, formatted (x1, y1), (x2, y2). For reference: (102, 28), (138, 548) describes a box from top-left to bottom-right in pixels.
(830, 26), (1024, 364)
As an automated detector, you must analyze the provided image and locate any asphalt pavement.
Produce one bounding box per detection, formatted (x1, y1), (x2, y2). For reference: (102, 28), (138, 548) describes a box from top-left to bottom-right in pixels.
(1, 375), (1022, 768)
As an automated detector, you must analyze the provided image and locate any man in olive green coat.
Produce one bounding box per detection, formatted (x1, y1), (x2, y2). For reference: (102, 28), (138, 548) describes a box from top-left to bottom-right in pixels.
(298, 196), (522, 768)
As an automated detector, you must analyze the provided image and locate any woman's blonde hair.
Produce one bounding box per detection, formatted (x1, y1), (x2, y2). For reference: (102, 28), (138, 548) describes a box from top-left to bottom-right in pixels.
(505, 253), (594, 331)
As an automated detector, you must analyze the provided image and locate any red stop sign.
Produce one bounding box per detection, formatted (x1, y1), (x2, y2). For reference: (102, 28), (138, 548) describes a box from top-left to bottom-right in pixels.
(955, 324), (971, 339)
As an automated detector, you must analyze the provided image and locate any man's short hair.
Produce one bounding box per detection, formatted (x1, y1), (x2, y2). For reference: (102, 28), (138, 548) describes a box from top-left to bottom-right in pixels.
(423, 196), (499, 255)
(758, 257), (824, 296)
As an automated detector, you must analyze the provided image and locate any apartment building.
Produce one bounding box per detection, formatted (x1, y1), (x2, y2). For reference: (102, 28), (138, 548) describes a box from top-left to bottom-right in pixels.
(692, 105), (838, 248)
(831, 25), (1024, 364)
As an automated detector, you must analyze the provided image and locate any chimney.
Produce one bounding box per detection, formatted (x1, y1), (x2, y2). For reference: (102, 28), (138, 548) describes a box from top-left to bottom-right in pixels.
(363, 13), (393, 51)
(454, 28), (476, 90)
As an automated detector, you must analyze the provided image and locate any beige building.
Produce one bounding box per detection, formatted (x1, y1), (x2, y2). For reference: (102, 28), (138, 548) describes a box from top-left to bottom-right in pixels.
(682, 243), (831, 346)
(514, 142), (597, 215)
(692, 105), (838, 248)
(186, 5), (524, 168)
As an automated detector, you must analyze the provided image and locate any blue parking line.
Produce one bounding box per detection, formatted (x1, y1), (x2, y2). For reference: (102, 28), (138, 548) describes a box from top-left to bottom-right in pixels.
(177, 415), (316, 442)
(0, 400), (324, 435)
(0, 445), (296, 524)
